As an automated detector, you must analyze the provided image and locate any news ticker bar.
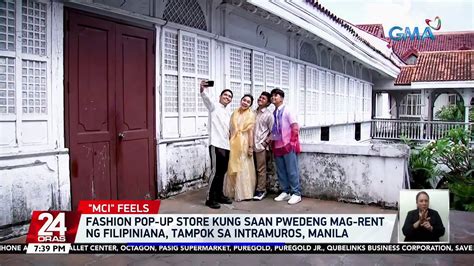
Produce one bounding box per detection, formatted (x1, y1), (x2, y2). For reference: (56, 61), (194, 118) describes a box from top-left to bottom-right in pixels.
(1, 243), (472, 254)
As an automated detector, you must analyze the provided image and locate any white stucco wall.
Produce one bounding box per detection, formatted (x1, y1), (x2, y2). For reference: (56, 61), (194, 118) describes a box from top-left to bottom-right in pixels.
(0, 152), (70, 240)
(0, 1), (68, 240)
(225, 9), (290, 56)
(158, 139), (211, 197)
(300, 121), (372, 144)
(298, 143), (409, 207)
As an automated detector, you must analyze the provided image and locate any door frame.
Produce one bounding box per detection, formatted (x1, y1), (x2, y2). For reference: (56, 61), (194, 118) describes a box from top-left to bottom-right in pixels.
(64, 8), (157, 206)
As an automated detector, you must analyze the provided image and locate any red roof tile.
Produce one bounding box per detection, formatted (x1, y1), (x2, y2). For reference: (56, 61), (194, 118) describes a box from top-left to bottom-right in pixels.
(394, 66), (416, 85)
(391, 32), (474, 62)
(354, 25), (474, 63)
(394, 50), (474, 85)
(356, 24), (385, 39)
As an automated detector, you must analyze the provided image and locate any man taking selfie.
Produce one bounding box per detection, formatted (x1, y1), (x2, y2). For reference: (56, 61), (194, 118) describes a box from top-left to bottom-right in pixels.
(200, 80), (234, 209)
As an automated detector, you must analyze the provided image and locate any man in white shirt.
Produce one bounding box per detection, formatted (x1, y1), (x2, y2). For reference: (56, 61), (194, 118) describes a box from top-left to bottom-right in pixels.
(200, 80), (233, 209)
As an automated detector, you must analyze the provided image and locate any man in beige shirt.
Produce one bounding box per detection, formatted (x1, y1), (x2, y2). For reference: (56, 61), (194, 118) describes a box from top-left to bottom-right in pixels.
(253, 91), (274, 201)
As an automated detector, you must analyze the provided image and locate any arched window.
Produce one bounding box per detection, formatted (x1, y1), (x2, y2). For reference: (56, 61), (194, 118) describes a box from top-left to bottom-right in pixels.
(299, 42), (318, 65)
(362, 68), (371, 82)
(331, 54), (344, 73)
(163, 0), (207, 31)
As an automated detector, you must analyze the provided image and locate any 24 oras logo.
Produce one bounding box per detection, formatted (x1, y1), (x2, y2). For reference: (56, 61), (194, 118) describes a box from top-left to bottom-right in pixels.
(37, 213), (67, 242)
(388, 16), (441, 42)
(26, 210), (81, 244)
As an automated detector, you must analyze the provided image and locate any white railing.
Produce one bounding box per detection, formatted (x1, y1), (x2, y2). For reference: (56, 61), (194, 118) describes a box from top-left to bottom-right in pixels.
(300, 126), (320, 144)
(371, 119), (473, 141)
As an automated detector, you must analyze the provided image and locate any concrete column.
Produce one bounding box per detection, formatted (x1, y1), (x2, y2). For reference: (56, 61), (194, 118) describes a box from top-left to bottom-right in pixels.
(421, 89), (434, 121)
(342, 56), (346, 74)
(371, 91), (376, 119)
(290, 33), (301, 59)
(457, 89), (472, 130)
(465, 106), (470, 124)
(328, 48), (333, 70)
(390, 92), (406, 120)
(395, 99), (400, 119)
(424, 90), (435, 140)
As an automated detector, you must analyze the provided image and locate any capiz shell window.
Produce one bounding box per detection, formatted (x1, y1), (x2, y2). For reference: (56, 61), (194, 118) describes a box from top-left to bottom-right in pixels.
(0, 0), (51, 148)
(161, 29), (210, 138)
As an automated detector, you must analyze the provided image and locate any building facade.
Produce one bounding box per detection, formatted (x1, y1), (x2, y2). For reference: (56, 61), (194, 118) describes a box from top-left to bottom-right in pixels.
(367, 29), (474, 121)
(0, 0), (403, 239)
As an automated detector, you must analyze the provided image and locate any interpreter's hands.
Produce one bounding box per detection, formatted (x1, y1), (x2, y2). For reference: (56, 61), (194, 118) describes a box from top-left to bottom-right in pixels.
(414, 209), (429, 229)
(419, 209), (428, 223)
(421, 220), (433, 231)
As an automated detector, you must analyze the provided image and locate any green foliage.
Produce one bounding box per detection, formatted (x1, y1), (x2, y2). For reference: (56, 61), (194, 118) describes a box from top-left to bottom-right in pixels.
(424, 128), (474, 211)
(401, 135), (416, 149)
(403, 136), (437, 189)
(406, 128), (473, 211)
(435, 103), (473, 122)
(424, 128), (471, 175)
(408, 148), (437, 189)
(449, 181), (474, 211)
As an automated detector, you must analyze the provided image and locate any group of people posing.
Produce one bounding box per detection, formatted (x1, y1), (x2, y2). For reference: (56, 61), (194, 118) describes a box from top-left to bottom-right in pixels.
(200, 80), (302, 209)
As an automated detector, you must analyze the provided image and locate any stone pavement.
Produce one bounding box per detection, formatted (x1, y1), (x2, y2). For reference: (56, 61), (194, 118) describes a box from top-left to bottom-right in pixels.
(0, 188), (473, 266)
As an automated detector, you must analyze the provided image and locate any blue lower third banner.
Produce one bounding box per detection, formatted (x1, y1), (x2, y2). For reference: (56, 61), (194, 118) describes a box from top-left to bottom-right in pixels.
(1, 243), (472, 254)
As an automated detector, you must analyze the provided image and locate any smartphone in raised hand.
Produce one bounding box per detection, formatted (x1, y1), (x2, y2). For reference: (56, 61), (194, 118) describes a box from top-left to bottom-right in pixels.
(205, 80), (214, 87)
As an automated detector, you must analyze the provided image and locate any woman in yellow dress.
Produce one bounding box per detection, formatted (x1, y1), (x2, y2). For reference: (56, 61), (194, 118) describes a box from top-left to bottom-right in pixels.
(225, 94), (257, 201)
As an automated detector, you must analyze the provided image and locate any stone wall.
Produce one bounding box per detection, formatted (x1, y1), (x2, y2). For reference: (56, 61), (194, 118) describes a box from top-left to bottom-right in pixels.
(295, 143), (409, 207)
(0, 151), (70, 240)
(158, 139), (210, 197)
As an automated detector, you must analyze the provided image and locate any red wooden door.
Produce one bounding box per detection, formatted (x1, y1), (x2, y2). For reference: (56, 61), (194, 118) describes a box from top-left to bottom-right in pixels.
(115, 25), (156, 200)
(66, 10), (156, 209)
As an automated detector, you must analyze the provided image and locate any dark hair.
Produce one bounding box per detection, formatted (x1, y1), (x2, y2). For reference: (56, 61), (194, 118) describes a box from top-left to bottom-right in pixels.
(260, 91), (272, 104)
(220, 89), (233, 98)
(271, 88), (285, 98)
(241, 94), (254, 106)
(416, 191), (430, 202)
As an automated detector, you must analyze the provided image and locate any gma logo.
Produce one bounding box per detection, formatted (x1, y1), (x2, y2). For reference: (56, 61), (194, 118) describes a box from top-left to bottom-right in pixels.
(388, 26), (435, 41)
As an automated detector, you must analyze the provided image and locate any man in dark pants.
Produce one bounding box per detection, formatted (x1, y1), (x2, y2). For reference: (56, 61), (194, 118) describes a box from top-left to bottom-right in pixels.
(200, 80), (233, 209)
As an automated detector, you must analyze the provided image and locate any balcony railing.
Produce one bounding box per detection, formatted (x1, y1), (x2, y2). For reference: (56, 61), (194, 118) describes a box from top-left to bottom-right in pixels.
(371, 119), (473, 142)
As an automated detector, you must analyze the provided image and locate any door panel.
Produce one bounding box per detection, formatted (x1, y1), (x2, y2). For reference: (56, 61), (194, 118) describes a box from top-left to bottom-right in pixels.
(74, 143), (112, 200)
(68, 13), (116, 209)
(66, 10), (155, 209)
(77, 27), (110, 134)
(115, 24), (156, 200)
(119, 139), (151, 199)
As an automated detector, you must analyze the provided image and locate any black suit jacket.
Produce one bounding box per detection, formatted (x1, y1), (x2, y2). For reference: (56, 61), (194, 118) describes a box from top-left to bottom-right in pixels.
(402, 208), (445, 242)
